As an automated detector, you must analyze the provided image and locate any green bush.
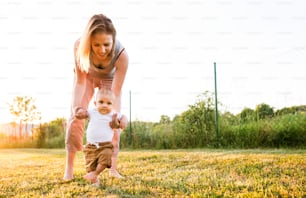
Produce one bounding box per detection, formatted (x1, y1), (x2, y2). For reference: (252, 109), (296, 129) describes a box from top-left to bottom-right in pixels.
(269, 114), (306, 148)
(221, 113), (306, 148)
(44, 133), (65, 148)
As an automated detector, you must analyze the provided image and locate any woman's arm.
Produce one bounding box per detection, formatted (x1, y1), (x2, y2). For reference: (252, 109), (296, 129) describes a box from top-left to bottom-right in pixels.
(72, 40), (87, 113)
(109, 48), (128, 130)
(112, 48), (129, 112)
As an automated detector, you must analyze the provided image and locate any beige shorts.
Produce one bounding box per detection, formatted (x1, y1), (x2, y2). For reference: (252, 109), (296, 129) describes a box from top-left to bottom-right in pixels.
(83, 142), (114, 173)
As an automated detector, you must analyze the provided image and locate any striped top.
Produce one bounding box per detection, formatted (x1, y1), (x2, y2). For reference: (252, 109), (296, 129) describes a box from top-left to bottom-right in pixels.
(88, 40), (124, 80)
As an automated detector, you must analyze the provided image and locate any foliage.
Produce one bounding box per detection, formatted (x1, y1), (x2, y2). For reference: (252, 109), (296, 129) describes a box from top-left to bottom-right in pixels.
(34, 118), (66, 148)
(34, 123), (47, 148)
(44, 132), (66, 148)
(239, 107), (255, 123)
(45, 118), (66, 139)
(2, 92), (305, 150)
(123, 91), (219, 149)
(220, 113), (306, 148)
(0, 117), (67, 149)
(152, 122), (175, 149)
(0, 149), (305, 197)
(175, 91), (216, 147)
(255, 103), (274, 120)
(159, 115), (171, 124)
(268, 113), (306, 148)
(121, 121), (154, 149)
(275, 105), (306, 116)
(220, 111), (238, 126)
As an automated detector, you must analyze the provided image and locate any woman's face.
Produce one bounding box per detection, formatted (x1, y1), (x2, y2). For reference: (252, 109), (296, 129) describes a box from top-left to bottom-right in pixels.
(91, 32), (113, 60)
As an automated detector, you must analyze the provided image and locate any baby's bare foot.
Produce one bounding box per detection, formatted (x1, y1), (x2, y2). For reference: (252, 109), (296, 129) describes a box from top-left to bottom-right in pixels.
(84, 171), (98, 183)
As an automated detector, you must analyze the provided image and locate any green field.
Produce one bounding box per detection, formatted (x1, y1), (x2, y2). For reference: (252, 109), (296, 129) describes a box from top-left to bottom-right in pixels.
(0, 149), (305, 197)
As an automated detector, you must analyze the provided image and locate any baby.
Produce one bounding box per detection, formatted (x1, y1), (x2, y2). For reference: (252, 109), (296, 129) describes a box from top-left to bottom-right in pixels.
(75, 88), (127, 186)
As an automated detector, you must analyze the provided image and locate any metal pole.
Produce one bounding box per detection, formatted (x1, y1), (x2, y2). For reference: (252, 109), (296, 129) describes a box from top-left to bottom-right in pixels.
(214, 62), (219, 143)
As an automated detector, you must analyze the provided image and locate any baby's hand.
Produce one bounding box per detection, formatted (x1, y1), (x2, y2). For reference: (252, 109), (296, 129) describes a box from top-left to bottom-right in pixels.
(74, 107), (88, 119)
(109, 113), (120, 129)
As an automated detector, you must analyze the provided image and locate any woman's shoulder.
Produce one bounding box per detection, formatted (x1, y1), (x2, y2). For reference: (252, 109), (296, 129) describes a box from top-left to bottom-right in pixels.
(115, 40), (125, 52)
(114, 40), (127, 61)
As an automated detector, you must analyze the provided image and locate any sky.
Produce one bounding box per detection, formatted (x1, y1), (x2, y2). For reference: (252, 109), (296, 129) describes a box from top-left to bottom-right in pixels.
(0, 0), (305, 123)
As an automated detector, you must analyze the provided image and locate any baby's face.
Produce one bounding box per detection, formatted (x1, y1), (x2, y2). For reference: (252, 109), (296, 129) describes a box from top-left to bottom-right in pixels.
(95, 93), (113, 114)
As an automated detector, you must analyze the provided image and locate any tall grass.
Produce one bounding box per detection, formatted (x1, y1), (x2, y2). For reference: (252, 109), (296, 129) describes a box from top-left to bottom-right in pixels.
(220, 114), (306, 148)
(1, 113), (305, 150)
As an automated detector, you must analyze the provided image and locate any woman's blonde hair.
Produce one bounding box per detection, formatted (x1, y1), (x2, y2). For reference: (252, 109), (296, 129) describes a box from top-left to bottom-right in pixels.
(77, 14), (117, 73)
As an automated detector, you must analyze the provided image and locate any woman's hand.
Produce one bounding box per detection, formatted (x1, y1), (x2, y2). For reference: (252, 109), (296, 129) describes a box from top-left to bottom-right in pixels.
(118, 115), (128, 129)
(109, 113), (120, 129)
(109, 113), (128, 129)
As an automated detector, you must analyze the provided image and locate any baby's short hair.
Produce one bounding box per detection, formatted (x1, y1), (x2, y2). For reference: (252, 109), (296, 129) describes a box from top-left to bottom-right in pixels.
(95, 88), (115, 101)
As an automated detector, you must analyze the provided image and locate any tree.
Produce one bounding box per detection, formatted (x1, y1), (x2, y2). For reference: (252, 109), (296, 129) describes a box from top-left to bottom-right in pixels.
(30, 111), (41, 140)
(275, 105), (306, 116)
(221, 111), (238, 125)
(178, 91), (216, 147)
(159, 115), (171, 124)
(239, 107), (255, 123)
(8, 96), (41, 139)
(255, 103), (274, 120)
(9, 121), (17, 138)
(45, 117), (66, 139)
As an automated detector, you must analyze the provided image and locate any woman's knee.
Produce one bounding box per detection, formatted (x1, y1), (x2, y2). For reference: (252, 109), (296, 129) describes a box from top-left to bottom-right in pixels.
(66, 118), (85, 151)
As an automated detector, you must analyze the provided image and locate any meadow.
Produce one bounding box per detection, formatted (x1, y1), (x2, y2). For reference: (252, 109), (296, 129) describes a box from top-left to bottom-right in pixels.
(0, 149), (305, 197)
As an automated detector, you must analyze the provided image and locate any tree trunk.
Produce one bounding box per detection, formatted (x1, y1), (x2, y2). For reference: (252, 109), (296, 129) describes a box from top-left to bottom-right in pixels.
(31, 123), (34, 141)
(25, 122), (28, 138)
(19, 120), (22, 139)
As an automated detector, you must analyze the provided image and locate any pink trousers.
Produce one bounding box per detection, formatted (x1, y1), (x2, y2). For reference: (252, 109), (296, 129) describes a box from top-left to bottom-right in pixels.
(65, 76), (120, 152)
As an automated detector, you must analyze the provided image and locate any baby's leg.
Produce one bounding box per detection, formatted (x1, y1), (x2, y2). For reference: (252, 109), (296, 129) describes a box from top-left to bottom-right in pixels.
(84, 143), (113, 183)
(84, 164), (107, 183)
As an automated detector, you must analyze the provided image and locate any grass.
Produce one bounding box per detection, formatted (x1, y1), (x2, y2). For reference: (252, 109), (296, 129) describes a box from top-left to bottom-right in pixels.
(0, 149), (305, 197)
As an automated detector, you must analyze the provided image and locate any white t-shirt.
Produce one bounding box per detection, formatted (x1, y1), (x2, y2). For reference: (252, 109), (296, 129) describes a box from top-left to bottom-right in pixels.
(86, 108), (122, 144)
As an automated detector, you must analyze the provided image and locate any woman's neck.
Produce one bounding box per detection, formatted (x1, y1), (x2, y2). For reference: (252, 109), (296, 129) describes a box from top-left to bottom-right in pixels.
(91, 53), (110, 67)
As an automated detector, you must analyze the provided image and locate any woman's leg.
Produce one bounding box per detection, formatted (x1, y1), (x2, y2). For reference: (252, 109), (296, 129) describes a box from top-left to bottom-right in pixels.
(63, 149), (76, 180)
(64, 77), (94, 180)
(109, 129), (124, 178)
(63, 118), (85, 180)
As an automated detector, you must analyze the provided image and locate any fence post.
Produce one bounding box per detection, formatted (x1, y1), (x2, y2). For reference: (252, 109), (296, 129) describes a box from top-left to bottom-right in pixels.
(214, 62), (219, 145)
(129, 90), (133, 146)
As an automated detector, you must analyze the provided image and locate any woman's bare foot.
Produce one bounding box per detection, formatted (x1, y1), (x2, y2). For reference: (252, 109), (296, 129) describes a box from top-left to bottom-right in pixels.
(109, 169), (124, 179)
(63, 169), (74, 180)
(63, 175), (74, 181)
(64, 151), (76, 180)
(83, 171), (98, 183)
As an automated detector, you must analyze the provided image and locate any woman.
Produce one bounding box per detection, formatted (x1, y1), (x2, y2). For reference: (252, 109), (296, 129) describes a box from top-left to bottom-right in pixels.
(64, 14), (128, 180)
